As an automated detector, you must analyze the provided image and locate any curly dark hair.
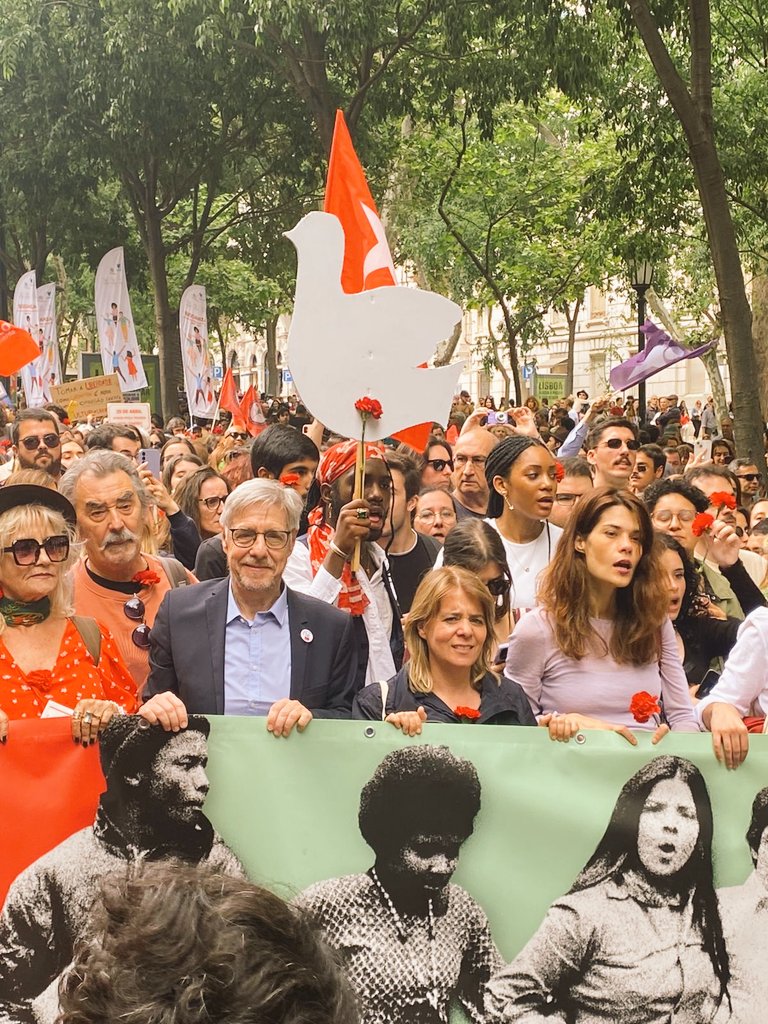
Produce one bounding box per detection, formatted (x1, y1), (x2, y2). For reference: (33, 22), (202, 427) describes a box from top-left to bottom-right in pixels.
(58, 861), (356, 1024)
(358, 746), (481, 858)
(643, 477), (709, 515)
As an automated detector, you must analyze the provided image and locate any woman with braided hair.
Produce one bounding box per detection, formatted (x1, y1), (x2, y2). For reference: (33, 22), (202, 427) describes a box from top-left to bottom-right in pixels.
(483, 435), (563, 612)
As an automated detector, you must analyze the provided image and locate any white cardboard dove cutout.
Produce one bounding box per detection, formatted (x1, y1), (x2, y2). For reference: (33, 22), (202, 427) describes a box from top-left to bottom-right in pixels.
(285, 211), (463, 442)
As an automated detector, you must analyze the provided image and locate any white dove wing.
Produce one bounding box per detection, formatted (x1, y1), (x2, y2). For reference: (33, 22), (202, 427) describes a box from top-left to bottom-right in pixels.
(286, 211), (463, 442)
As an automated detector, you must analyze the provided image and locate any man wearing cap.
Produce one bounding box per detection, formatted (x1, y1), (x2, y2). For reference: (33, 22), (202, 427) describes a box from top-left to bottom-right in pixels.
(0, 716), (242, 1023)
(142, 479), (358, 737)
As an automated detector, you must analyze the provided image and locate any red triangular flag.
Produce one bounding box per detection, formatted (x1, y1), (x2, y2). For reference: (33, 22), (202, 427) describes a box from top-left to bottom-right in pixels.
(240, 385), (267, 437)
(0, 320), (41, 376)
(218, 367), (245, 427)
(324, 110), (397, 294)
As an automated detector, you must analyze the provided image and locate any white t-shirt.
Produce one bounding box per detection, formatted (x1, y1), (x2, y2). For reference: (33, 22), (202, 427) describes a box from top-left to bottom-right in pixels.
(485, 518), (563, 609)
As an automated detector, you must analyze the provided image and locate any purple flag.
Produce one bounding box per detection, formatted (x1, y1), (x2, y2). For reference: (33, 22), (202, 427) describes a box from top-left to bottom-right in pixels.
(609, 320), (718, 391)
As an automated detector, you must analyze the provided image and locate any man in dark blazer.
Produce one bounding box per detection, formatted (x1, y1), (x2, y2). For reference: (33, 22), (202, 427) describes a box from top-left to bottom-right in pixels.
(142, 480), (359, 737)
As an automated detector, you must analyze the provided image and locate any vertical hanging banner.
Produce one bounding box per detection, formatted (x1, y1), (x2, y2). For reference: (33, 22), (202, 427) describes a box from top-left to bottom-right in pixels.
(94, 247), (148, 393)
(13, 271), (45, 408)
(36, 283), (63, 396)
(179, 285), (217, 419)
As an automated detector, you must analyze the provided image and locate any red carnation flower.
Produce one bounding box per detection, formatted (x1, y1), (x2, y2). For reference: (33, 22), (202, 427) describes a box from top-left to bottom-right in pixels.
(132, 569), (161, 588)
(691, 512), (714, 537)
(455, 706), (481, 721)
(629, 691), (661, 724)
(355, 397), (383, 420)
(709, 491), (737, 510)
(555, 461), (565, 483)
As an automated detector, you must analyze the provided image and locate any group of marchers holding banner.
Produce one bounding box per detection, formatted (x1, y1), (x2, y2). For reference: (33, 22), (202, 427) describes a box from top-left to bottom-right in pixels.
(2, 108), (768, 1021)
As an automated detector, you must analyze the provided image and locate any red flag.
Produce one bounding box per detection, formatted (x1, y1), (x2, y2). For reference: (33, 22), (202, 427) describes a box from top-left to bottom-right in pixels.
(218, 367), (245, 427)
(324, 110), (397, 294)
(324, 110), (434, 450)
(0, 320), (40, 376)
(240, 385), (267, 437)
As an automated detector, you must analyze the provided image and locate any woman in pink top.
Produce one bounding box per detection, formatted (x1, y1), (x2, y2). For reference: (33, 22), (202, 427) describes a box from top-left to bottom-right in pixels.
(504, 487), (698, 742)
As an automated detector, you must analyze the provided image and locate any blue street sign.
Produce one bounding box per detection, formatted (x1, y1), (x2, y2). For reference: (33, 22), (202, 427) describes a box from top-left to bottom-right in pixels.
(282, 368), (293, 383)
(212, 365), (223, 380)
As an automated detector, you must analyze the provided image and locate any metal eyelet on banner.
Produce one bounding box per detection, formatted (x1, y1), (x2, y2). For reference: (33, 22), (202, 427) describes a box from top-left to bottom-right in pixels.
(575, 733), (586, 745)
(363, 726), (376, 739)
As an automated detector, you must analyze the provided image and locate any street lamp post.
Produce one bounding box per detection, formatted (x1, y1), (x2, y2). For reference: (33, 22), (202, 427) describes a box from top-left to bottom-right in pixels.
(630, 260), (654, 425)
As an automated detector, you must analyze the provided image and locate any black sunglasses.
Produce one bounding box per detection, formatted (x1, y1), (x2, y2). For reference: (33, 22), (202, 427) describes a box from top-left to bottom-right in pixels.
(124, 595), (151, 649)
(425, 458), (453, 472)
(486, 575), (511, 597)
(19, 433), (60, 451)
(738, 473), (762, 482)
(599, 438), (641, 451)
(227, 432), (248, 441)
(2, 535), (70, 566)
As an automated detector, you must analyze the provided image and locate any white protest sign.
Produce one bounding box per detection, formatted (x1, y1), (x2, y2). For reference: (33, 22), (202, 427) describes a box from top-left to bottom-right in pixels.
(106, 402), (152, 434)
(285, 211), (463, 442)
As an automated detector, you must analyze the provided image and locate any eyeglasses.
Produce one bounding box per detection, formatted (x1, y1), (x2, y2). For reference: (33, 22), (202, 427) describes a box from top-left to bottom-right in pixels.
(652, 509), (697, 524)
(737, 473), (762, 482)
(227, 432), (248, 441)
(228, 527), (291, 550)
(124, 595), (151, 649)
(19, 433), (60, 451)
(596, 438), (640, 451)
(454, 454), (487, 467)
(425, 458), (453, 472)
(416, 509), (457, 523)
(553, 494), (579, 505)
(199, 494), (228, 512)
(486, 575), (511, 597)
(2, 535), (70, 565)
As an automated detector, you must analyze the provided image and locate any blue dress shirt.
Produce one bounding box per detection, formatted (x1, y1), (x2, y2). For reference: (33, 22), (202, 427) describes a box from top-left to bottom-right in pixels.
(223, 582), (292, 716)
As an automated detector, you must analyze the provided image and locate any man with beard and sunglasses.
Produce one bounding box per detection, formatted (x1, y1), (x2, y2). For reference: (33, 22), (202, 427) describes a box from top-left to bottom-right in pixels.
(0, 409), (63, 482)
(59, 451), (195, 689)
(585, 417), (640, 490)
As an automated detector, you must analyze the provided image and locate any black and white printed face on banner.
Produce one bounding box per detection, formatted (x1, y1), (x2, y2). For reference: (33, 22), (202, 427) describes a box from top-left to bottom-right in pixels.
(0, 717), (244, 1024)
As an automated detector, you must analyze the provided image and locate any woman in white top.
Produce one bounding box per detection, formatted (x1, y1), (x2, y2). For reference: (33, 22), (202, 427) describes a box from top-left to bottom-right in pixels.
(483, 436), (563, 611)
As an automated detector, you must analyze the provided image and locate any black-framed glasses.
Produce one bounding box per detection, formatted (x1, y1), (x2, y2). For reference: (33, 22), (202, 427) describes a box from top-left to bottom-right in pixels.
(2, 535), (69, 565)
(229, 527), (291, 550)
(199, 494), (228, 512)
(19, 433), (60, 451)
(227, 432), (248, 441)
(124, 595), (151, 649)
(486, 575), (511, 597)
(738, 473), (762, 482)
(597, 438), (641, 451)
(425, 458), (453, 472)
(553, 494), (579, 505)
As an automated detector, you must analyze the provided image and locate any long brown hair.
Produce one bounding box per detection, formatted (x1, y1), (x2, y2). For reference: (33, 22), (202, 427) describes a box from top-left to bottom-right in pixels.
(538, 487), (668, 665)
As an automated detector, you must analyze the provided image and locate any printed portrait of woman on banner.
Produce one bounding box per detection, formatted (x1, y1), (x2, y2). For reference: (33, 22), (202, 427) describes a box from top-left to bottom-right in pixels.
(296, 744), (502, 1023)
(486, 755), (731, 1023)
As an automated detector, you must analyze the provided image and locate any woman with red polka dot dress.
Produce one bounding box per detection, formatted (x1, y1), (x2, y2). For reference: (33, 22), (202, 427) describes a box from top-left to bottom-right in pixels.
(0, 485), (138, 744)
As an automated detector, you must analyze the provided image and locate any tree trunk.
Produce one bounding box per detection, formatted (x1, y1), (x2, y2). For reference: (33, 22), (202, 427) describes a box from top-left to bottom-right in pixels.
(265, 316), (279, 397)
(145, 207), (181, 417)
(434, 322), (462, 367)
(750, 269), (768, 424)
(628, 0), (764, 461)
(562, 297), (582, 396)
(699, 348), (729, 423)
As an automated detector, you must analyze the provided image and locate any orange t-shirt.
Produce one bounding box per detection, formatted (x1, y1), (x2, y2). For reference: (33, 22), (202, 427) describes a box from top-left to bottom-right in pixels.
(0, 618), (138, 720)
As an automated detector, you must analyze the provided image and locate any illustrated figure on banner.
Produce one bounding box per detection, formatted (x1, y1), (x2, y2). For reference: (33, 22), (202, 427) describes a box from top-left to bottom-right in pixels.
(186, 324), (214, 409)
(94, 248), (148, 392)
(0, 717), (244, 1024)
(717, 785), (768, 1024)
(296, 745), (502, 1024)
(486, 755), (731, 1023)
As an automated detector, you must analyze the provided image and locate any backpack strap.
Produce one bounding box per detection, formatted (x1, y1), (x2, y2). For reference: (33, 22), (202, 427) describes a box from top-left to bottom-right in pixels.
(70, 616), (102, 668)
(159, 557), (190, 589)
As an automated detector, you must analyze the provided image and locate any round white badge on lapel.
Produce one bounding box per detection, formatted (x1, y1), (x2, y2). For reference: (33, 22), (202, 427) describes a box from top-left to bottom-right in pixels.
(300, 628), (314, 643)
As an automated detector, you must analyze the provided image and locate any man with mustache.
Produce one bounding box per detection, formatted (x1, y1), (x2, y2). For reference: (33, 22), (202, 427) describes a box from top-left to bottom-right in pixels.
(585, 417), (640, 490)
(60, 451), (195, 689)
(142, 479), (358, 736)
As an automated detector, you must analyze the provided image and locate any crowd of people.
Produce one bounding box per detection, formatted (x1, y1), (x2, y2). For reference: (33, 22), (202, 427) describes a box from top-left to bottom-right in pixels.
(0, 383), (767, 1021)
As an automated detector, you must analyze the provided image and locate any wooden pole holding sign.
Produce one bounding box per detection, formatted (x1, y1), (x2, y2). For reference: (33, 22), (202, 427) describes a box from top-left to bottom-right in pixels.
(350, 438), (365, 573)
